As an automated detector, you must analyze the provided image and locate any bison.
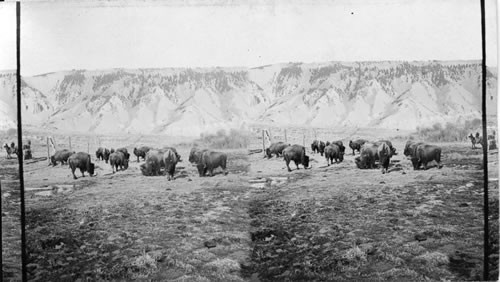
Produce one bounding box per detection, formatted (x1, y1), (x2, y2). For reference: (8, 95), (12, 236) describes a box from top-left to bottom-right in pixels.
(377, 142), (391, 174)
(324, 144), (344, 165)
(355, 143), (378, 169)
(189, 147), (208, 164)
(96, 147), (105, 161)
(266, 142), (290, 158)
(327, 140), (345, 154)
(116, 148), (130, 161)
(4, 143), (18, 159)
(68, 152), (95, 180)
(140, 150), (163, 176)
(349, 139), (368, 155)
(133, 146), (151, 162)
(197, 150), (228, 177)
(103, 148), (111, 163)
(411, 144), (442, 170)
(51, 149), (74, 166)
(375, 140), (397, 156)
(283, 144), (310, 172)
(109, 151), (129, 173)
(403, 140), (425, 157)
(162, 148), (179, 180)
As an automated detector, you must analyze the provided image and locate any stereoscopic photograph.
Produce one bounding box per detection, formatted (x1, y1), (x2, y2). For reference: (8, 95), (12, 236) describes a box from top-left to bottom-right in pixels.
(1, 0), (498, 281)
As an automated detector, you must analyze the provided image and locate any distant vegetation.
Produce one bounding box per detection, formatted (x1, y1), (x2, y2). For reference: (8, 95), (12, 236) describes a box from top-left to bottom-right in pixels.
(197, 129), (250, 149)
(415, 118), (482, 142)
(6, 128), (17, 136)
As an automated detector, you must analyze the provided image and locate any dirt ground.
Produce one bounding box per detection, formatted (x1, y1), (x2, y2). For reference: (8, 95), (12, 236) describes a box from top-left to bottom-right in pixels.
(3, 132), (499, 281)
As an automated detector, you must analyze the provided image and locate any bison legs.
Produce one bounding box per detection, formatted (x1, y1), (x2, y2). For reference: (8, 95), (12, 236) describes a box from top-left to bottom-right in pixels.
(285, 160), (292, 172)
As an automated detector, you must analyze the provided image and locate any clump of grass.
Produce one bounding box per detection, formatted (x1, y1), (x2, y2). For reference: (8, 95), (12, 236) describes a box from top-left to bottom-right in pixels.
(203, 258), (241, 274)
(341, 246), (367, 264)
(128, 251), (159, 279)
(196, 129), (251, 149)
(413, 251), (449, 267)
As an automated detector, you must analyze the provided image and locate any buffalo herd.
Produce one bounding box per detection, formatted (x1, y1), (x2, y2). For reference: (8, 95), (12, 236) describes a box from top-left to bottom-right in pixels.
(265, 138), (443, 174)
(48, 145), (228, 181)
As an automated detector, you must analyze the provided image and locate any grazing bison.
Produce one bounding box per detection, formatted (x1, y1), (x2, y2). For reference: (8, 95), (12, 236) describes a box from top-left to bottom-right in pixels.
(355, 143), (378, 169)
(318, 141), (326, 156)
(68, 152), (95, 180)
(324, 144), (344, 165)
(140, 150), (163, 176)
(197, 150), (228, 177)
(22, 140), (31, 150)
(51, 149), (74, 166)
(162, 148), (179, 180)
(411, 144), (442, 170)
(116, 148), (130, 160)
(377, 142), (391, 174)
(96, 147), (105, 161)
(133, 146), (151, 162)
(283, 144), (310, 172)
(109, 151), (129, 173)
(349, 139), (368, 155)
(266, 142), (290, 158)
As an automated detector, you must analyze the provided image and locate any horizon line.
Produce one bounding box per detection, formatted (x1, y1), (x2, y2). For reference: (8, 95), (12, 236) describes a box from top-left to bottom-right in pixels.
(1, 58), (495, 77)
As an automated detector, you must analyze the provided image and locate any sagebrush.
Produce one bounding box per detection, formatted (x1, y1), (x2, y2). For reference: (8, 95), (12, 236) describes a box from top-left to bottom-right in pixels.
(197, 129), (250, 149)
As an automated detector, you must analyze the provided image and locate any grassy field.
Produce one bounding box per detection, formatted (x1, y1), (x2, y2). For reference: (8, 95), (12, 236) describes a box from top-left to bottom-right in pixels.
(4, 128), (499, 281)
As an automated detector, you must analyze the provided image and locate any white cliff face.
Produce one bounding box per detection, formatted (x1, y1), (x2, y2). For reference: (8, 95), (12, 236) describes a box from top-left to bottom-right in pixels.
(0, 61), (496, 136)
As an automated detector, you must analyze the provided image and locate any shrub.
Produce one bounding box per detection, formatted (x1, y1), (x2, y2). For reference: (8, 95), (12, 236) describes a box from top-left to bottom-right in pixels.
(416, 119), (480, 142)
(197, 129), (251, 149)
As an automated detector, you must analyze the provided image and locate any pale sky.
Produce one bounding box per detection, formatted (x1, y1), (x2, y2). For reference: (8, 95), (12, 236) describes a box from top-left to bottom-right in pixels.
(0, 0), (498, 76)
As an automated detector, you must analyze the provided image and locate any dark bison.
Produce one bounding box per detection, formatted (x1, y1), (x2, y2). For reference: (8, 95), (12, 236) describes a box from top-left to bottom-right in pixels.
(355, 143), (378, 169)
(324, 144), (344, 165)
(51, 149), (74, 166)
(197, 151), (228, 177)
(103, 148), (111, 163)
(377, 142), (392, 174)
(403, 140), (425, 157)
(158, 147), (182, 163)
(68, 152), (95, 180)
(311, 140), (319, 154)
(96, 147), (105, 161)
(162, 148), (179, 180)
(468, 133), (484, 149)
(266, 142), (290, 158)
(375, 140), (396, 156)
(411, 144), (442, 170)
(349, 139), (368, 155)
(140, 150), (163, 176)
(134, 146), (151, 162)
(109, 151), (129, 173)
(116, 148), (130, 161)
(189, 147), (208, 164)
(110, 148), (115, 153)
(283, 144), (310, 172)
(327, 140), (345, 154)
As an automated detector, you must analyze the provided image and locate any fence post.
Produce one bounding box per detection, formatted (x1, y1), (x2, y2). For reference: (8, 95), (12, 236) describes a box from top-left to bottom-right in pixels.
(262, 130), (265, 156)
(47, 137), (50, 164)
(284, 129), (287, 143)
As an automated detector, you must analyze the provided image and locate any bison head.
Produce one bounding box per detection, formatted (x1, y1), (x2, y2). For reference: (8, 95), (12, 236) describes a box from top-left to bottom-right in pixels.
(303, 155), (310, 168)
(123, 158), (129, 170)
(50, 155), (56, 166)
(196, 163), (206, 177)
(140, 163), (152, 176)
(88, 163), (95, 176)
(110, 148), (115, 153)
(265, 148), (272, 159)
(354, 156), (366, 169)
